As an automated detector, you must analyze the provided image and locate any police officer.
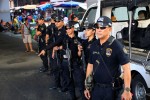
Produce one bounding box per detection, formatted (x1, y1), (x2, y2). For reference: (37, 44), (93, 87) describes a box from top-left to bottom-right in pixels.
(46, 13), (57, 75)
(81, 23), (96, 68)
(70, 14), (80, 37)
(61, 21), (84, 100)
(84, 16), (132, 100)
(36, 16), (48, 72)
(39, 15), (67, 91)
(40, 21), (85, 99)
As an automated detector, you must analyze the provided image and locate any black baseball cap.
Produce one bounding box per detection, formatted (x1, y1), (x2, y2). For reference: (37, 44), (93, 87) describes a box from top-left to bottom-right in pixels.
(38, 16), (44, 20)
(55, 15), (64, 22)
(51, 13), (56, 20)
(85, 23), (95, 30)
(65, 21), (74, 29)
(96, 16), (112, 27)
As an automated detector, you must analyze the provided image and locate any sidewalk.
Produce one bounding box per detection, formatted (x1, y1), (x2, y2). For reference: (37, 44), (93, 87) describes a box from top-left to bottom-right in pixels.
(0, 32), (70, 100)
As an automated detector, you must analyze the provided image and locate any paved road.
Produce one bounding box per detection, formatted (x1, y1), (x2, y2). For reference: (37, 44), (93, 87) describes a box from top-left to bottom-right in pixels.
(2, 32), (149, 100)
(0, 32), (74, 100)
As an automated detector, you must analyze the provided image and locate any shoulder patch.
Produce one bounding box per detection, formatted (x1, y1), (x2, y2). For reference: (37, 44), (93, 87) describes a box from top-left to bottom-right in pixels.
(123, 47), (128, 54)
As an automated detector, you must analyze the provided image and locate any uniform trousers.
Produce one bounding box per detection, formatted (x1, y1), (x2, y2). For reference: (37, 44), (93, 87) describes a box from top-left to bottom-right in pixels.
(92, 85), (114, 100)
(62, 59), (85, 100)
(51, 57), (62, 88)
(39, 45), (48, 70)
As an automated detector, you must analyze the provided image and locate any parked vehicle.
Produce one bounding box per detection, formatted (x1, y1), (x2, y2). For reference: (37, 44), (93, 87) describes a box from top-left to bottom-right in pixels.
(79, 0), (150, 99)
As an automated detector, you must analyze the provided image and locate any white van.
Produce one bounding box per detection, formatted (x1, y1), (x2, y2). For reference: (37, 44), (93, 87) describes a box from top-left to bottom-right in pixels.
(79, 0), (150, 99)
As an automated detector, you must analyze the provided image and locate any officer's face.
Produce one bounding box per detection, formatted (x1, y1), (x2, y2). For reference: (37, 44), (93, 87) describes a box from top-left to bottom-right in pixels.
(73, 17), (78, 22)
(66, 27), (74, 36)
(55, 20), (64, 28)
(85, 29), (95, 38)
(38, 19), (44, 25)
(96, 26), (112, 39)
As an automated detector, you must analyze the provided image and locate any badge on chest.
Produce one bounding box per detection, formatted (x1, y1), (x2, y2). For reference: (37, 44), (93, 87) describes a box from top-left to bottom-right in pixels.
(74, 39), (78, 44)
(58, 31), (61, 36)
(106, 48), (112, 57)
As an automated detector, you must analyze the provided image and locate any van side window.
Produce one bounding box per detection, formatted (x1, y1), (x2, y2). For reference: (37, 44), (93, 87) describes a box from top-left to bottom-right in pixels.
(134, 7), (147, 20)
(81, 7), (97, 26)
(112, 7), (128, 21)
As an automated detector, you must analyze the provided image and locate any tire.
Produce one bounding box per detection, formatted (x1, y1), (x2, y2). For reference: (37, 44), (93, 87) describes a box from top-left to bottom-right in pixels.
(131, 74), (147, 100)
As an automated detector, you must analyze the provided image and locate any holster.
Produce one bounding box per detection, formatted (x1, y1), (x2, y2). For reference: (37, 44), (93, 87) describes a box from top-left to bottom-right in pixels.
(113, 77), (124, 100)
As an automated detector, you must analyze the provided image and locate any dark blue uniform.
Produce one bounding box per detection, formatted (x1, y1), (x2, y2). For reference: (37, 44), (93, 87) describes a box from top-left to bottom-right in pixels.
(37, 23), (48, 71)
(88, 38), (129, 100)
(46, 23), (57, 75)
(61, 36), (85, 100)
(47, 26), (67, 90)
(82, 37), (96, 65)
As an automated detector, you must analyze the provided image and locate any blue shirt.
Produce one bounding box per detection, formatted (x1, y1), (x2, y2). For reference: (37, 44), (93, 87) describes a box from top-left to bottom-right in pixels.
(88, 38), (129, 84)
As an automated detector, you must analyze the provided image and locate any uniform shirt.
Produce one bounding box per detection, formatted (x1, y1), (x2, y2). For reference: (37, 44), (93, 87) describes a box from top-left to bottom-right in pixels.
(46, 23), (56, 44)
(88, 38), (129, 84)
(46, 26), (66, 50)
(37, 23), (47, 48)
(62, 35), (82, 61)
(82, 37), (96, 64)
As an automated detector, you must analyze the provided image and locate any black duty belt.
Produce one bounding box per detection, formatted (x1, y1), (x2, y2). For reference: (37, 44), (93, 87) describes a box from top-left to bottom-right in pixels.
(96, 83), (112, 88)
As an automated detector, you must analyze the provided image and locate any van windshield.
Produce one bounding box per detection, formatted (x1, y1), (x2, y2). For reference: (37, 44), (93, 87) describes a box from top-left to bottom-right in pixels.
(134, 7), (147, 20)
(81, 7), (97, 26)
(112, 7), (128, 21)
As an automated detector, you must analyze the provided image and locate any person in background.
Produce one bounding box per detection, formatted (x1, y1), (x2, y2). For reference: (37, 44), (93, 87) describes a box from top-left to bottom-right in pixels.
(111, 12), (117, 21)
(0, 19), (4, 32)
(63, 16), (68, 26)
(138, 10), (147, 19)
(21, 18), (34, 53)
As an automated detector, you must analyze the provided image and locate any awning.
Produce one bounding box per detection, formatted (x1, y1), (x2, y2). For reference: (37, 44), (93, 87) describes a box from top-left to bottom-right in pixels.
(37, 3), (53, 11)
(23, 5), (37, 10)
(53, 1), (87, 9)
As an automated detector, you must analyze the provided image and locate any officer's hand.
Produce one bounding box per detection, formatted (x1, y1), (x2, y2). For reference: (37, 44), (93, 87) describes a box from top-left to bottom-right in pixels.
(36, 31), (41, 36)
(121, 91), (132, 100)
(38, 50), (45, 56)
(52, 49), (55, 59)
(53, 46), (59, 51)
(59, 46), (63, 50)
(84, 89), (91, 100)
(78, 45), (83, 52)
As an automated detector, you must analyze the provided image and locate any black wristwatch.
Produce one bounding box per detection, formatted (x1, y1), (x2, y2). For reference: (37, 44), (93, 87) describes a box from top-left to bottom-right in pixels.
(124, 87), (131, 92)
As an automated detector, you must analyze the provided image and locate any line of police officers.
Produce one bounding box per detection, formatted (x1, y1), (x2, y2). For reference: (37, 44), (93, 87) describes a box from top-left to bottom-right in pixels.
(37, 14), (132, 100)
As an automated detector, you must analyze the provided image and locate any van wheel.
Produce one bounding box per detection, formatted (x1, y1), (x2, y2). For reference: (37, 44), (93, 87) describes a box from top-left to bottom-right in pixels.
(131, 74), (147, 100)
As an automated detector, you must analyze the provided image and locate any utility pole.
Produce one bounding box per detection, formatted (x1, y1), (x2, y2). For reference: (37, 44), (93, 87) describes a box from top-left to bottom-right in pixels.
(31, 0), (33, 4)
(17, 0), (18, 6)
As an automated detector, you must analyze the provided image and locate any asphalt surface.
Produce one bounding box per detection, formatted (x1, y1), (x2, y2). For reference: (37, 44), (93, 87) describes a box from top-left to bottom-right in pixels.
(0, 32), (75, 100)
(2, 31), (150, 100)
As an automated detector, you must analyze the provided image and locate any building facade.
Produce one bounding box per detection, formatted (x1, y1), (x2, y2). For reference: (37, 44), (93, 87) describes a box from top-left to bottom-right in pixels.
(0, 0), (11, 22)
